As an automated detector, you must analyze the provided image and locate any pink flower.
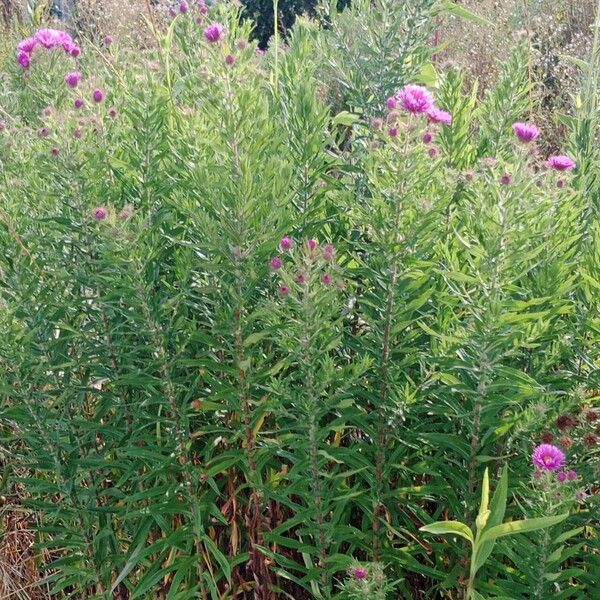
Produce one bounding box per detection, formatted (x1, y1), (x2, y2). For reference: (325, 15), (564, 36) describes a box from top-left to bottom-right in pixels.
(108, 108), (118, 119)
(203, 24), (225, 43)
(371, 117), (383, 131)
(278, 285), (290, 297)
(322, 244), (335, 261)
(280, 237), (294, 251)
(17, 51), (30, 69)
(422, 132), (434, 144)
(545, 155), (576, 171)
(237, 39), (249, 50)
(64, 71), (83, 88)
(92, 89), (104, 103)
(388, 127), (398, 137)
(51, 147), (60, 156)
(512, 122), (540, 143)
(103, 35), (113, 46)
(532, 444), (566, 471)
(354, 567), (367, 580)
(396, 84), (434, 114)
(567, 470), (578, 481)
(428, 146), (439, 158)
(557, 471), (567, 482)
(295, 273), (306, 284)
(225, 53), (235, 65)
(427, 106), (452, 125)
(321, 273), (332, 285)
(500, 173), (512, 186)
(93, 206), (108, 221)
(18, 37), (38, 54)
(179, 0), (189, 13)
(74, 98), (84, 109)
(385, 96), (398, 111)
(270, 257), (283, 270)
(307, 239), (318, 252)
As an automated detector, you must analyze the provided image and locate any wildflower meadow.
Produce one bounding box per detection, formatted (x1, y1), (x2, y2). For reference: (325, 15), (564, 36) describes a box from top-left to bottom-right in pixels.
(0, 0), (599, 598)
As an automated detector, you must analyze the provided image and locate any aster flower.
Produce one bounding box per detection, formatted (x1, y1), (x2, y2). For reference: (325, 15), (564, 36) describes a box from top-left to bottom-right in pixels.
(74, 98), (84, 109)
(532, 444), (566, 471)
(270, 257), (283, 270)
(396, 84), (434, 114)
(428, 146), (439, 158)
(92, 89), (105, 103)
(64, 71), (82, 88)
(103, 35), (113, 46)
(557, 471), (567, 482)
(422, 131), (434, 144)
(512, 122), (540, 143)
(203, 24), (225, 43)
(17, 51), (30, 69)
(321, 273), (332, 285)
(225, 53), (235, 65)
(278, 285), (290, 297)
(295, 273), (306, 284)
(545, 155), (576, 171)
(353, 567), (367, 580)
(322, 244), (335, 261)
(567, 470), (578, 481)
(500, 173), (512, 186)
(371, 117), (383, 131)
(18, 37), (38, 54)
(50, 147), (60, 156)
(279, 237), (294, 251)
(93, 206), (108, 220)
(388, 127), (398, 137)
(179, 0), (189, 13)
(427, 106), (452, 125)
(385, 96), (398, 111)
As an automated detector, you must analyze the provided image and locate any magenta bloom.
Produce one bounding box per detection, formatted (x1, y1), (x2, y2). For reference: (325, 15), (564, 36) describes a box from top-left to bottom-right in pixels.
(321, 273), (333, 285)
(280, 237), (294, 251)
(17, 51), (30, 69)
(103, 35), (113, 46)
(532, 444), (566, 471)
(225, 53), (235, 65)
(203, 24), (225, 43)
(307, 239), (318, 252)
(108, 108), (118, 119)
(92, 89), (105, 103)
(428, 146), (439, 158)
(270, 257), (283, 270)
(422, 132), (434, 144)
(18, 37), (38, 54)
(500, 173), (512, 186)
(397, 84), (434, 114)
(322, 244), (335, 261)
(388, 127), (398, 138)
(278, 285), (290, 297)
(557, 471), (567, 482)
(93, 206), (108, 221)
(35, 28), (71, 49)
(371, 117), (383, 131)
(50, 147), (60, 156)
(567, 470), (578, 481)
(512, 122), (540, 143)
(427, 107), (452, 125)
(353, 567), (367, 580)
(385, 96), (398, 111)
(64, 71), (83, 88)
(179, 0), (189, 13)
(545, 155), (576, 171)
(74, 98), (84, 109)
(295, 273), (306, 284)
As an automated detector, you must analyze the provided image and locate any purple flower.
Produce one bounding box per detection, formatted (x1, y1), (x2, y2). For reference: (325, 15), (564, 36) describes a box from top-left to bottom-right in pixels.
(35, 28), (72, 49)
(108, 108), (118, 119)
(179, 0), (189, 13)
(103, 35), (113, 46)
(428, 146), (439, 158)
(422, 131), (434, 144)
(354, 567), (367, 580)
(18, 37), (38, 54)
(17, 51), (30, 69)
(567, 470), (578, 481)
(321, 273), (333, 285)
(225, 53), (235, 65)
(64, 71), (83, 88)
(278, 285), (290, 297)
(322, 243), (335, 261)
(512, 122), (540, 143)
(203, 24), (225, 43)
(545, 155), (576, 171)
(556, 179), (565, 189)
(371, 117), (383, 130)
(396, 84), (434, 114)
(237, 39), (249, 50)
(51, 147), (60, 156)
(280, 237), (294, 251)
(73, 128), (82, 139)
(295, 273), (306, 284)
(93, 206), (108, 221)
(500, 173), (512, 186)
(557, 471), (568, 482)
(74, 98), (84, 109)
(37, 127), (49, 138)
(92, 89), (105, 103)
(532, 444), (566, 471)
(385, 96), (398, 111)
(270, 257), (283, 270)
(427, 106), (452, 125)
(388, 127), (398, 138)
(307, 239), (318, 252)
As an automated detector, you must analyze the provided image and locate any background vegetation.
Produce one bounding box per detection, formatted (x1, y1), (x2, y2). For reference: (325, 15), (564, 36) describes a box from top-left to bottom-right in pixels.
(0, 0), (599, 599)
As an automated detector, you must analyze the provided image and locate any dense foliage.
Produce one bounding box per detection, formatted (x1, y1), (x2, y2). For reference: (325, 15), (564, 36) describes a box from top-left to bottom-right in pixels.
(0, 1), (599, 599)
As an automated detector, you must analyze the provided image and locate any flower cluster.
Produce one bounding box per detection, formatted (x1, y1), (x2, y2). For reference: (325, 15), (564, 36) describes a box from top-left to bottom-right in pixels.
(510, 121), (576, 171)
(270, 237), (338, 297)
(17, 29), (81, 69)
(387, 84), (452, 124)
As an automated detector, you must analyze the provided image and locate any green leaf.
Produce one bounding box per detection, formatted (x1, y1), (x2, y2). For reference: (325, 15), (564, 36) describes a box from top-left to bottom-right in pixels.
(420, 521), (474, 544)
(478, 514), (569, 545)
